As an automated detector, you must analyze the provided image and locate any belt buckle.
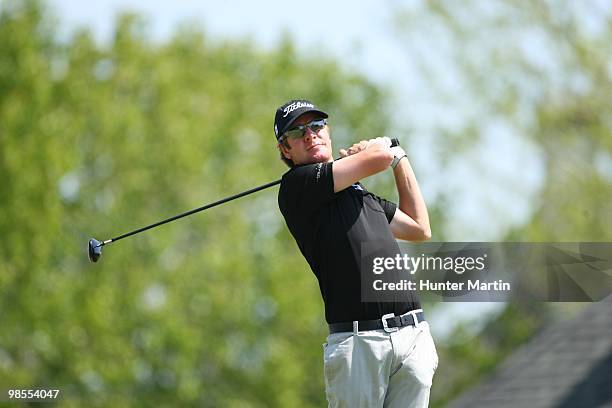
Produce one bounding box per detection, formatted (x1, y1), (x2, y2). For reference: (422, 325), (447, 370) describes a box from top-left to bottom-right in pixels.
(381, 313), (398, 333)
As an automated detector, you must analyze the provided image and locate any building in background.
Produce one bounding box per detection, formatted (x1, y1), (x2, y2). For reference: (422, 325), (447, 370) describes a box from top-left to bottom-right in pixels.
(450, 296), (612, 407)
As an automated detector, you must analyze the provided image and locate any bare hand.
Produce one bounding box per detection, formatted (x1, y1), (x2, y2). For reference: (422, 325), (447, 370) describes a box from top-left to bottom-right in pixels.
(339, 140), (368, 157)
(339, 137), (391, 157)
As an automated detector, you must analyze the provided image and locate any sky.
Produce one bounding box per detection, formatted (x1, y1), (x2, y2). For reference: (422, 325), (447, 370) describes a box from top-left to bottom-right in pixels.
(47, 0), (548, 337)
(48, 1), (394, 89)
(50, 1), (408, 83)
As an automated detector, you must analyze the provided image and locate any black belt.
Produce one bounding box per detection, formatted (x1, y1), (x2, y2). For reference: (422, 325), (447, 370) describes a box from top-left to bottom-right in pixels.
(328, 310), (425, 334)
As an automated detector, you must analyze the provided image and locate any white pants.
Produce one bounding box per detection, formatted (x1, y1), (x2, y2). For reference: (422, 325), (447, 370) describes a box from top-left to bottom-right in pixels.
(323, 321), (438, 408)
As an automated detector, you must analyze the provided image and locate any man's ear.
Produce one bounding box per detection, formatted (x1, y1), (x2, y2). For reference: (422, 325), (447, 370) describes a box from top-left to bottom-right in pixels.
(278, 143), (292, 160)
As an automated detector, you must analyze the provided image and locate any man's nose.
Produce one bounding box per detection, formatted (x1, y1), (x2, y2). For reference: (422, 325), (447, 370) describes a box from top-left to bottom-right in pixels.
(304, 126), (318, 142)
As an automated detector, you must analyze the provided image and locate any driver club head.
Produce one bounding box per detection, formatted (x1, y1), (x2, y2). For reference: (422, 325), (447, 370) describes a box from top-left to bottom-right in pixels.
(88, 238), (103, 263)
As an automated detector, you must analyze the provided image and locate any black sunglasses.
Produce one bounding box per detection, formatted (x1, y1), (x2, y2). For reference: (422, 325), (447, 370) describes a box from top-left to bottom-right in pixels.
(282, 118), (327, 140)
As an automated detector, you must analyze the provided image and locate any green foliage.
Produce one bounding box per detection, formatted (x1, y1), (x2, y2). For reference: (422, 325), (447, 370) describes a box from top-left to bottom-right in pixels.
(0, 1), (392, 406)
(433, 302), (551, 407)
(394, 1), (612, 406)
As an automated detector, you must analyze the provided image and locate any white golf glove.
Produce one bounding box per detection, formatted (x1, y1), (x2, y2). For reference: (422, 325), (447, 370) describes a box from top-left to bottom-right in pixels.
(390, 144), (407, 169)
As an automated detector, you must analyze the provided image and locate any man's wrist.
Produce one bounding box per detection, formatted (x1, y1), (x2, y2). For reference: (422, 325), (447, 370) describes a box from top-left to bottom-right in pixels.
(391, 154), (407, 169)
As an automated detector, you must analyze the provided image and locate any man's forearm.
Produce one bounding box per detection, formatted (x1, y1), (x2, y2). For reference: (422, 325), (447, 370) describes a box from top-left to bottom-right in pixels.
(393, 157), (431, 237)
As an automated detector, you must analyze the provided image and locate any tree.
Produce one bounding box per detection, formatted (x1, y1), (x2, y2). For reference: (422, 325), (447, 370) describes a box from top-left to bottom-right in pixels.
(393, 1), (612, 406)
(0, 1), (394, 405)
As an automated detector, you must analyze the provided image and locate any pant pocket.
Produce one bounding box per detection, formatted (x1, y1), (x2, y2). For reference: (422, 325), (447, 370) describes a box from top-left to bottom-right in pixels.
(323, 333), (353, 388)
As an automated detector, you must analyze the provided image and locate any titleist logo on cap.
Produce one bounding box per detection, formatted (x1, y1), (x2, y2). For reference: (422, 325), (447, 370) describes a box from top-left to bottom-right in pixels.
(283, 101), (314, 118)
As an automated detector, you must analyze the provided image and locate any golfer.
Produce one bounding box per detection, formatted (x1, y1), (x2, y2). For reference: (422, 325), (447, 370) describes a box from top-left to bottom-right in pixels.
(274, 99), (438, 407)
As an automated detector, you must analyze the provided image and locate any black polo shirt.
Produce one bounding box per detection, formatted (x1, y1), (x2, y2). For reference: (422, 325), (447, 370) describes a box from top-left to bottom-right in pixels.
(278, 161), (421, 324)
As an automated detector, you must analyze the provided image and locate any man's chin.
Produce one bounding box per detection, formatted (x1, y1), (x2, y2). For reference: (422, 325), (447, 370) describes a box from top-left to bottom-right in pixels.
(308, 151), (332, 164)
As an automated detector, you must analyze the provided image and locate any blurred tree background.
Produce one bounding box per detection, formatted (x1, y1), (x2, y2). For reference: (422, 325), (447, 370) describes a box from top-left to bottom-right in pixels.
(1, 0), (611, 406)
(393, 1), (612, 406)
(0, 0), (391, 406)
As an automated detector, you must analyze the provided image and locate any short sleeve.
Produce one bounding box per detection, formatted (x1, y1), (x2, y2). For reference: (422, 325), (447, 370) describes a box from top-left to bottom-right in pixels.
(369, 193), (397, 223)
(279, 162), (336, 210)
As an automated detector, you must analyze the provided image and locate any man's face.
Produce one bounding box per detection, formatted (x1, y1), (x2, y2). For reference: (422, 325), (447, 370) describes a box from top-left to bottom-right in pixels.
(279, 112), (332, 166)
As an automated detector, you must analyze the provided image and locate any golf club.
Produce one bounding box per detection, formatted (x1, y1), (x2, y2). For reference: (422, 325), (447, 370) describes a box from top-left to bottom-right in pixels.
(88, 138), (400, 262)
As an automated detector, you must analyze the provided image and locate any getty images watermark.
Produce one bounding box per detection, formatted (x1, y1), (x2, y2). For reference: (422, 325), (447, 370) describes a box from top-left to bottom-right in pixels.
(360, 242), (612, 302)
(371, 252), (507, 292)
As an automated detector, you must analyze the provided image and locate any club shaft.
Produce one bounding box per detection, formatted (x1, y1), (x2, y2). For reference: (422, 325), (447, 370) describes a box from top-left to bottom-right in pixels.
(102, 138), (400, 246)
(107, 179), (281, 244)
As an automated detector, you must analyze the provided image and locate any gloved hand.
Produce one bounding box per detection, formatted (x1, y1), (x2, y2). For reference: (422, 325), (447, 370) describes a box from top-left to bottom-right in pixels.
(390, 144), (407, 169)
